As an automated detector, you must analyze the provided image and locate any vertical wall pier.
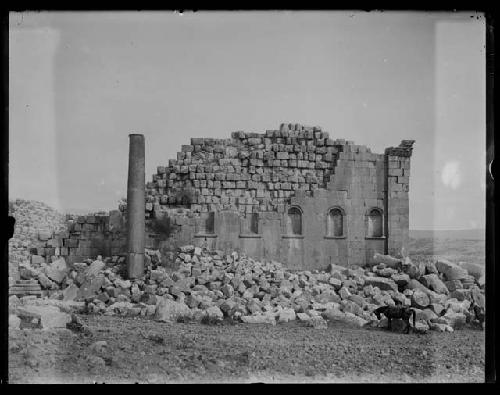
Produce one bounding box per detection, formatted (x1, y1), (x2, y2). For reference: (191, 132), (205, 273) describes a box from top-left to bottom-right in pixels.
(127, 133), (145, 279)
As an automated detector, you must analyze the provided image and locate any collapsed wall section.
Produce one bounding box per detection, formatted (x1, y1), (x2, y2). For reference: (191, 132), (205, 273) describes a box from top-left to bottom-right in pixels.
(29, 211), (128, 266)
(146, 123), (363, 219)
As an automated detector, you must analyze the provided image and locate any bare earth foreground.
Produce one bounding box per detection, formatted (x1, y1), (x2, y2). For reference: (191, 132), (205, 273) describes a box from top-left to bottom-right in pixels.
(8, 315), (484, 384)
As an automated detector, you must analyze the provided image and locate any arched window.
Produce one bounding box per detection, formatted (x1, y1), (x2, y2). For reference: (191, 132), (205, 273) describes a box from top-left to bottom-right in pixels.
(327, 207), (344, 237)
(286, 206), (302, 235)
(249, 213), (259, 234)
(205, 211), (215, 234)
(367, 208), (383, 237)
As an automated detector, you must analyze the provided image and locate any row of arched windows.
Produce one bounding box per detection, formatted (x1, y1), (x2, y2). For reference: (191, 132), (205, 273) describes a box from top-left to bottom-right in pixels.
(200, 207), (384, 238)
(286, 206), (384, 238)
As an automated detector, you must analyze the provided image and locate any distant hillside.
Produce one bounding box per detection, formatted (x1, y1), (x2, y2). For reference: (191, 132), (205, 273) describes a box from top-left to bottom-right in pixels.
(408, 229), (485, 266)
(409, 229), (485, 241)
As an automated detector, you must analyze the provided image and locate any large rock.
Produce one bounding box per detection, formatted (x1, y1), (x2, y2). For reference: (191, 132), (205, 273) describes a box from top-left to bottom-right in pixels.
(328, 277), (342, 290)
(435, 259), (468, 281)
(420, 274), (449, 295)
(9, 314), (21, 329)
(154, 297), (192, 323)
(443, 311), (467, 329)
(363, 277), (398, 292)
(278, 308), (296, 323)
(411, 290), (430, 309)
(430, 322), (449, 332)
(205, 306), (224, 321)
(62, 284), (79, 301)
(306, 316), (328, 329)
(372, 253), (403, 270)
(470, 286), (485, 310)
(16, 305), (71, 329)
(77, 274), (106, 300)
(414, 308), (438, 323)
(241, 314), (276, 325)
(445, 298), (471, 314)
(44, 257), (69, 284)
(429, 303), (445, 316)
(444, 280), (463, 292)
(405, 262), (426, 280)
(458, 262), (484, 281)
(391, 273), (410, 287)
(85, 259), (105, 278)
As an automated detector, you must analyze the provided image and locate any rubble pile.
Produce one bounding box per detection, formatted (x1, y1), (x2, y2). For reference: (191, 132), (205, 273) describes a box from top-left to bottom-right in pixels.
(8, 199), (69, 282)
(10, 245), (486, 333)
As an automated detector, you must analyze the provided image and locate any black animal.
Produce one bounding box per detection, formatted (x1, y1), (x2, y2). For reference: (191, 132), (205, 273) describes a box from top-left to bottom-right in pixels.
(472, 305), (485, 328)
(374, 305), (416, 334)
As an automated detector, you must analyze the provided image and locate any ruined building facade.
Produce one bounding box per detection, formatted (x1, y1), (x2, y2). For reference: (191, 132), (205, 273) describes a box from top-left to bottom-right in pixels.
(144, 123), (415, 270)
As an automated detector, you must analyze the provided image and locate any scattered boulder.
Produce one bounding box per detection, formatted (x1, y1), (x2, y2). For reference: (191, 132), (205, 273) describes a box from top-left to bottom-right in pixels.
(420, 274), (449, 295)
(241, 314), (276, 325)
(278, 308), (296, 323)
(443, 311), (467, 329)
(363, 277), (398, 292)
(9, 314), (21, 329)
(15, 304), (71, 329)
(435, 259), (468, 281)
(205, 306), (224, 322)
(372, 253), (403, 270)
(44, 257), (69, 284)
(154, 297), (192, 323)
(306, 316), (328, 329)
(62, 284), (79, 301)
(411, 290), (430, 309)
(459, 262), (484, 281)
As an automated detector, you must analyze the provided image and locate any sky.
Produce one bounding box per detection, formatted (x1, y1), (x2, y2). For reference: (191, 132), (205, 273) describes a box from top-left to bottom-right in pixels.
(9, 11), (486, 230)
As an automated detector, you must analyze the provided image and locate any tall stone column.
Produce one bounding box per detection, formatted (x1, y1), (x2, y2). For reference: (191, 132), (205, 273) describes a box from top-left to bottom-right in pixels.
(127, 134), (145, 279)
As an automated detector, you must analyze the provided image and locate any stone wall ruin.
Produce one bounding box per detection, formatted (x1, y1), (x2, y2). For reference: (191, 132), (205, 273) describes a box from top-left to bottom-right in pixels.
(145, 123), (415, 270)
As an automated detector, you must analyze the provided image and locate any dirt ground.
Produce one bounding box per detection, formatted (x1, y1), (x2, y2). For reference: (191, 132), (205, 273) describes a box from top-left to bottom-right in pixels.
(8, 314), (485, 384)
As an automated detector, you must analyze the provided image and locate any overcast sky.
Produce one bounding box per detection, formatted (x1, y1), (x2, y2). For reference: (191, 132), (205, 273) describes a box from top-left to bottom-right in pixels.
(9, 11), (486, 230)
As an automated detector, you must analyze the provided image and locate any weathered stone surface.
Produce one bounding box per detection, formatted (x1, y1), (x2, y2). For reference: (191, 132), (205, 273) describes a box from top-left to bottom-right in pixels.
(9, 314), (21, 329)
(278, 308), (296, 323)
(363, 277), (398, 292)
(241, 314), (276, 325)
(405, 262), (426, 280)
(471, 286), (485, 310)
(16, 305), (71, 329)
(413, 321), (429, 333)
(154, 297), (192, 322)
(62, 284), (79, 301)
(420, 274), (449, 295)
(77, 275), (105, 300)
(44, 258), (68, 284)
(411, 290), (430, 309)
(424, 261), (438, 275)
(328, 277), (342, 290)
(306, 316), (328, 329)
(443, 311), (467, 329)
(429, 303), (445, 316)
(297, 312), (311, 321)
(435, 259), (468, 281)
(391, 273), (410, 287)
(459, 262), (484, 281)
(85, 259), (105, 278)
(430, 322), (449, 332)
(372, 253), (403, 270)
(205, 306), (224, 321)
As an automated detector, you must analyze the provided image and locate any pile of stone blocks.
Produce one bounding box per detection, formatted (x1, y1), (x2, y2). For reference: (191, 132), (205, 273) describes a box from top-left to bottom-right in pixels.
(13, 245), (484, 333)
(28, 211), (127, 265)
(146, 123), (376, 216)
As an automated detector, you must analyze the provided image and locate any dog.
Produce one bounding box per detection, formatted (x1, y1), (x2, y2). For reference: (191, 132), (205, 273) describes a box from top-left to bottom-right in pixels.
(374, 304), (416, 334)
